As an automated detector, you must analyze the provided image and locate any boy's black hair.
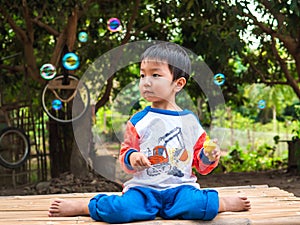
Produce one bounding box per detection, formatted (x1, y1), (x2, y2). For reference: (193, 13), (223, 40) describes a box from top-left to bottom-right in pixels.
(140, 42), (191, 82)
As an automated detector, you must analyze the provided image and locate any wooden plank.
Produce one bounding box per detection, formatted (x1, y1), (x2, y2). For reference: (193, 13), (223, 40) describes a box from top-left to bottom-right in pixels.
(252, 217), (300, 225)
(0, 185), (300, 225)
(0, 218), (252, 225)
(217, 187), (294, 196)
(219, 211), (300, 218)
(0, 192), (107, 199)
(251, 201), (300, 209)
(0, 221), (87, 225)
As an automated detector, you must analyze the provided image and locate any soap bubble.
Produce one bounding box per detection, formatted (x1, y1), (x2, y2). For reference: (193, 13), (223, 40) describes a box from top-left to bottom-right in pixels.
(213, 73), (225, 86)
(72, 41), (226, 184)
(107, 18), (121, 32)
(52, 99), (62, 110)
(258, 100), (266, 109)
(62, 53), (80, 70)
(40, 63), (56, 80)
(78, 31), (88, 43)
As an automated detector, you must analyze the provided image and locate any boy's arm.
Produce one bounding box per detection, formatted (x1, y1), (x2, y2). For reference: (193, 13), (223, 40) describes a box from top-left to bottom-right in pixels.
(192, 132), (219, 175)
(119, 121), (139, 174)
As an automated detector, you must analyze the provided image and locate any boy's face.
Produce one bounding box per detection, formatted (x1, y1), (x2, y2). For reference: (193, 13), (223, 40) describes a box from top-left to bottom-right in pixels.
(139, 60), (184, 109)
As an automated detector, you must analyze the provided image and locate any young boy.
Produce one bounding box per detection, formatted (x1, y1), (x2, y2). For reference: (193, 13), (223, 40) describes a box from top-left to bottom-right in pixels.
(48, 42), (251, 223)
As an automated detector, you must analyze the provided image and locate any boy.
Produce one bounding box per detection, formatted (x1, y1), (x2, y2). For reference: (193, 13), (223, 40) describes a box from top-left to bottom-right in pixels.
(48, 42), (251, 223)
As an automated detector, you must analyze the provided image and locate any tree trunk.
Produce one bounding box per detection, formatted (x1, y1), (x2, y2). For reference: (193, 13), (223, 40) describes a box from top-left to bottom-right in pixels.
(48, 119), (73, 178)
(272, 106), (277, 132)
(287, 139), (300, 173)
(48, 95), (91, 178)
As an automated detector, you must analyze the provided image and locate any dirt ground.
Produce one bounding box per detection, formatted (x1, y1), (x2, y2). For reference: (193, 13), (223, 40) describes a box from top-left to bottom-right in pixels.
(0, 169), (300, 197)
(198, 169), (300, 197)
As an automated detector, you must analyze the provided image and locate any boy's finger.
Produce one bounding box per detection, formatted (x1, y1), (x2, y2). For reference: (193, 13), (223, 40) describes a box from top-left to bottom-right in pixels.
(142, 157), (151, 167)
(212, 138), (218, 144)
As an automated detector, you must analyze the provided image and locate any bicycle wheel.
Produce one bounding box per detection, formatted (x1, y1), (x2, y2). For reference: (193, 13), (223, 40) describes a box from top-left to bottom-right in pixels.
(41, 74), (90, 123)
(0, 127), (30, 169)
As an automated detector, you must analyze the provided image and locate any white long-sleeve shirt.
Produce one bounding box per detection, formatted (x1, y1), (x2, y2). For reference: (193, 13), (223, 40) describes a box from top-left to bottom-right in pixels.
(119, 106), (218, 193)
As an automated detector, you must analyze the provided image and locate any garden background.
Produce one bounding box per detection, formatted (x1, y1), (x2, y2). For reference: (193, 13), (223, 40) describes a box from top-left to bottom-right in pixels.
(0, 0), (299, 196)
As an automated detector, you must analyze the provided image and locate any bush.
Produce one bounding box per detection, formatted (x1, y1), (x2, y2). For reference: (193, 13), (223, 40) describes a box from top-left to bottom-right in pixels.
(219, 142), (288, 172)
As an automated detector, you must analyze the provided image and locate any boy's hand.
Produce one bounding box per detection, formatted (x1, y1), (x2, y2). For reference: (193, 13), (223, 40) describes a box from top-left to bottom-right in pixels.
(129, 152), (152, 171)
(203, 138), (221, 162)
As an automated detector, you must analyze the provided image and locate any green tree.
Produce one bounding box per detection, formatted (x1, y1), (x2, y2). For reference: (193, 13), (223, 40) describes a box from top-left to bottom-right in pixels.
(1, 0), (299, 177)
(244, 83), (297, 130)
(232, 0), (300, 100)
(0, 0), (193, 177)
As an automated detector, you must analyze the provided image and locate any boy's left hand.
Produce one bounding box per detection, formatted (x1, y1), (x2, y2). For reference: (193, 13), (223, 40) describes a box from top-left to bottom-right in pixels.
(203, 138), (221, 162)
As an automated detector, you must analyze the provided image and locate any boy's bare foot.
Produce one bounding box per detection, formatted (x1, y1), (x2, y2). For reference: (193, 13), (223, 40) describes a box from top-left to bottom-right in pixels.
(48, 198), (90, 217)
(219, 196), (251, 212)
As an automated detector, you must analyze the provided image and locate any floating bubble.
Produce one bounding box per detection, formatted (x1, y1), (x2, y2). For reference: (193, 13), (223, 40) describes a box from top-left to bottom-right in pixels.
(40, 63), (56, 80)
(213, 73), (225, 86)
(62, 53), (80, 70)
(258, 100), (266, 109)
(107, 18), (121, 32)
(78, 31), (88, 43)
(72, 41), (226, 184)
(52, 99), (62, 110)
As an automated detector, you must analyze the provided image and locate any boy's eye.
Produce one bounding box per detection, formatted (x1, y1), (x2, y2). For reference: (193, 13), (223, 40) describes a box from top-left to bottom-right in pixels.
(153, 74), (160, 77)
(140, 74), (145, 78)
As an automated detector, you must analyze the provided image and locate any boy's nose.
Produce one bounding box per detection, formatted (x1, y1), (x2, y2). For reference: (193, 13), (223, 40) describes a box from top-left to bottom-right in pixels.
(143, 76), (152, 86)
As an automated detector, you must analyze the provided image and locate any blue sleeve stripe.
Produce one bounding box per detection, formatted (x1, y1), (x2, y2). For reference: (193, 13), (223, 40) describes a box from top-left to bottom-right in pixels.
(200, 148), (215, 165)
(124, 149), (138, 170)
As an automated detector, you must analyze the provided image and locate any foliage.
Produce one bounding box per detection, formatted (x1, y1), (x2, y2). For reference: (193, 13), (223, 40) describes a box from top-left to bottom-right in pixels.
(233, 0), (300, 100)
(211, 104), (295, 132)
(219, 142), (288, 173)
(2, 0), (300, 110)
(1, 0), (300, 175)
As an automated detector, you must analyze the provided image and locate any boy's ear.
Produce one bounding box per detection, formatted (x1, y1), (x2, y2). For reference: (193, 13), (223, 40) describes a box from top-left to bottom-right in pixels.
(175, 77), (186, 92)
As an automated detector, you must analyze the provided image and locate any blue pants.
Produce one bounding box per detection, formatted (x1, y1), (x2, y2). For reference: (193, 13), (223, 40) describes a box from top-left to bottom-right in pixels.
(88, 185), (219, 223)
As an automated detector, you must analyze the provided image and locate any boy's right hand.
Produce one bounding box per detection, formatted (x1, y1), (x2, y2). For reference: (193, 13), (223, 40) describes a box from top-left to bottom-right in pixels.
(203, 137), (221, 162)
(129, 152), (152, 171)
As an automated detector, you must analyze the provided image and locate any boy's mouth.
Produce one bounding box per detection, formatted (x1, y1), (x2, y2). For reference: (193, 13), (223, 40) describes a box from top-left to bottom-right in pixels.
(143, 91), (154, 96)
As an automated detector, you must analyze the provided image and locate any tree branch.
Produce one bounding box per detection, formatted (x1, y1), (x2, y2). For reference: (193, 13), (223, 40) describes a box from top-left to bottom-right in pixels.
(22, 0), (33, 43)
(66, 6), (78, 51)
(241, 4), (298, 55)
(50, 33), (67, 67)
(50, 1), (95, 66)
(247, 59), (268, 83)
(247, 59), (290, 85)
(133, 22), (156, 37)
(0, 5), (26, 41)
(31, 2), (60, 36)
(95, 76), (113, 111)
(260, 0), (285, 29)
(0, 64), (24, 74)
(35, 2), (47, 20)
(260, 81), (289, 85)
(95, 0), (141, 112)
(78, 0), (96, 18)
(271, 37), (300, 99)
(121, 0), (141, 44)
(31, 18), (60, 37)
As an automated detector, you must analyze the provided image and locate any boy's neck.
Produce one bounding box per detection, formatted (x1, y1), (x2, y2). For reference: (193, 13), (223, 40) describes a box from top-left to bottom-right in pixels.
(151, 102), (182, 111)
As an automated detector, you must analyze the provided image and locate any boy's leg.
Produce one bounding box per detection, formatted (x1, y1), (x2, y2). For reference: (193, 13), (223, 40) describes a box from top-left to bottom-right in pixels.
(219, 196), (251, 212)
(88, 187), (161, 223)
(161, 185), (219, 221)
(160, 185), (251, 221)
(48, 198), (90, 217)
(49, 187), (160, 223)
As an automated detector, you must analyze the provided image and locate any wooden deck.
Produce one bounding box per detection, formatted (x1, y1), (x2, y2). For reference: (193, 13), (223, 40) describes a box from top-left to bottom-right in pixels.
(1, 185), (300, 225)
